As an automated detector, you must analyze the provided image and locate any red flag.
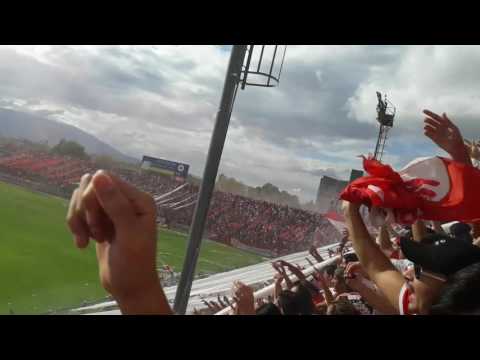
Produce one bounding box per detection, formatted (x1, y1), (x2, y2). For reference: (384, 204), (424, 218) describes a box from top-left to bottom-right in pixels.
(340, 156), (480, 224)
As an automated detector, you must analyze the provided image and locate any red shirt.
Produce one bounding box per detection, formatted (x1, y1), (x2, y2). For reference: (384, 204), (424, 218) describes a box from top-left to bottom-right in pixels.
(398, 282), (415, 315)
(389, 249), (401, 259)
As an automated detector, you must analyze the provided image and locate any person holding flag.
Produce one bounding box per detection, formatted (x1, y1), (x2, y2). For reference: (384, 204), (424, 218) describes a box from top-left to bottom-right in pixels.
(339, 110), (480, 315)
(340, 110), (480, 226)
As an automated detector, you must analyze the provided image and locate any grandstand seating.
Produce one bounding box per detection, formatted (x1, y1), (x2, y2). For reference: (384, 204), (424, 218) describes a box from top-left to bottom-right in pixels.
(0, 143), (342, 256)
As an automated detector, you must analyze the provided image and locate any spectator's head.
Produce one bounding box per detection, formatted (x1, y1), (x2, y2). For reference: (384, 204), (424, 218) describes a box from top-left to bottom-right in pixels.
(278, 285), (315, 315)
(343, 252), (359, 265)
(400, 235), (480, 314)
(297, 279), (319, 298)
(256, 302), (281, 315)
(449, 222), (473, 244)
(277, 290), (297, 314)
(326, 297), (359, 315)
(430, 262), (480, 314)
(323, 264), (337, 286)
(332, 266), (351, 294)
(398, 228), (413, 241)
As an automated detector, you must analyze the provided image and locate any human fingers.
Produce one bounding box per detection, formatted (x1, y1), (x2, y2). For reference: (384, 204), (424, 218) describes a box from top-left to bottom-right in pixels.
(442, 113), (460, 131)
(423, 117), (442, 130)
(423, 110), (447, 125)
(76, 173), (92, 211)
(424, 125), (441, 141)
(91, 171), (136, 230)
(81, 181), (112, 242)
(66, 187), (90, 249)
(103, 171), (157, 216)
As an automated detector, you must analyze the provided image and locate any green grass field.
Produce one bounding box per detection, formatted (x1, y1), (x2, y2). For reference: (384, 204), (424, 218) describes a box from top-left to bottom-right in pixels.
(0, 181), (263, 314)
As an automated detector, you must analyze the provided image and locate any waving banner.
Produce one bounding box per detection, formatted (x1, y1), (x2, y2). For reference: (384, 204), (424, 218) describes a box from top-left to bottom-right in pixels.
(340, 156), (480, 225)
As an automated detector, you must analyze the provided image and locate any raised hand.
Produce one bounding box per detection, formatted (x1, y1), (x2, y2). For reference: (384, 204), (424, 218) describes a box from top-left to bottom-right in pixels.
(66, 170), (171, 314)
(202, 299), (213, 310)
(231, 280), (255, 315)
(223, 296), (232, 307)
(256, 298), (265, 309)
(344, 261), (367, 279)
(209, 301), (222, 312)
(423, 110), (471, 165)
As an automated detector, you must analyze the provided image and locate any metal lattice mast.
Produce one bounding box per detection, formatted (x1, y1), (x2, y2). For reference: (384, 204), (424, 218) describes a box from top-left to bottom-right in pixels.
(373, 92), (395, 161)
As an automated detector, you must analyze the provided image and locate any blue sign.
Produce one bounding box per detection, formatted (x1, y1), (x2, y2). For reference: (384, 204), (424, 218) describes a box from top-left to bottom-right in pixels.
(141, 155), (190, 178)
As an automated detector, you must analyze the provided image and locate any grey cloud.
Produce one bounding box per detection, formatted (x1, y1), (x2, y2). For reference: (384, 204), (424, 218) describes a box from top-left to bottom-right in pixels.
(3, 45), (480, 203)
(0, 49), (221, 136)
(33, 109), (65, 117)
(229, 46), (406, 148)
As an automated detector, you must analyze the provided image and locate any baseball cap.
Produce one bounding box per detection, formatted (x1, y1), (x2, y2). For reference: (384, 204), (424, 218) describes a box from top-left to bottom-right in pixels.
(449, 222), (473, 244)
(400, 235), (480, 276)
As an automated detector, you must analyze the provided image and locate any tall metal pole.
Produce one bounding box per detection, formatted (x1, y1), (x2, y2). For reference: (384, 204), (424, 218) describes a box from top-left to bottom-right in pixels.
(173, 45), (248, 314)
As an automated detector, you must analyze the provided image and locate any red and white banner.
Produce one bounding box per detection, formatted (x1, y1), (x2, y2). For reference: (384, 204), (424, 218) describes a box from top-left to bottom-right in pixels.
(340, 156), (480, 225)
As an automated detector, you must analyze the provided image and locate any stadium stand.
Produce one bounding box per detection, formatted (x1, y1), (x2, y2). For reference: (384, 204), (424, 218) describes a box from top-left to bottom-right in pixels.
(9, 106), (480, 316)
(63, 109), (480, 315)
(0, 142), (342, 256)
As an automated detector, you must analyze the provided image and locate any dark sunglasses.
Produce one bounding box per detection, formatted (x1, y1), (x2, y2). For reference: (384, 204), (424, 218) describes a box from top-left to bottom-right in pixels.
(413, 263), (447, 282)
(414, 263), (422, 280)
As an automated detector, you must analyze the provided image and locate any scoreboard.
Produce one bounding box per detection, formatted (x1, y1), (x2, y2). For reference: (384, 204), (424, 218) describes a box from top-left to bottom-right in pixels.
(141, 155), (190, 179)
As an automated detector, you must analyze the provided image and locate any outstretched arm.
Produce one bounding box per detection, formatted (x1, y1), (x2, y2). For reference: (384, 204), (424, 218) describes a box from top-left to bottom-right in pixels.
(66, 171), (172, 315)
(345, 264), (398, 315)
(315, 271), (335, 305)
(377, 224), (395, 256)
(343, 201), (405, 312)
(278, 260), (307, 282)
(345, 275), (397, 315)
(273, 262), (293, 289)
(273, 274), (284, 303)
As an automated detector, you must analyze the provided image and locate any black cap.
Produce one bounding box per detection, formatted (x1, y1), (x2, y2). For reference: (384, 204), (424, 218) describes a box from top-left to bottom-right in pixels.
(450, 222), (471, 236)
(450, 222), (473, 244)
(400, 235), (480, 276)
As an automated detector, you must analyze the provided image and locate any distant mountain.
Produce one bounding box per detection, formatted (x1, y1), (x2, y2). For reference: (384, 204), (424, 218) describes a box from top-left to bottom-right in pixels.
(0, 108), (137, 163)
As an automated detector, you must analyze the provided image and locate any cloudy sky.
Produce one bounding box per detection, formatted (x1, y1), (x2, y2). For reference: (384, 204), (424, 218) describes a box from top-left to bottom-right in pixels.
(1, 45), (479, 203)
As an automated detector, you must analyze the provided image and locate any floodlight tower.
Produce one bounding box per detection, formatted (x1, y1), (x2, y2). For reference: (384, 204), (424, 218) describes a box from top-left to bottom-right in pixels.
(373, 92), (396, 161)
(173, 45), (287, 315)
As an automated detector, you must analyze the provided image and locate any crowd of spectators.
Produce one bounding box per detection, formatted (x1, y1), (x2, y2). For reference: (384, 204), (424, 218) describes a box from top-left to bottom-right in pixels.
(155, 187), (341, 255)
(0, 142), (340, 256)
(203, 192), (337, 255)
(0, 147), (96, 190)
(64, 108), (480, 315)
(193, 109), (480, 315)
